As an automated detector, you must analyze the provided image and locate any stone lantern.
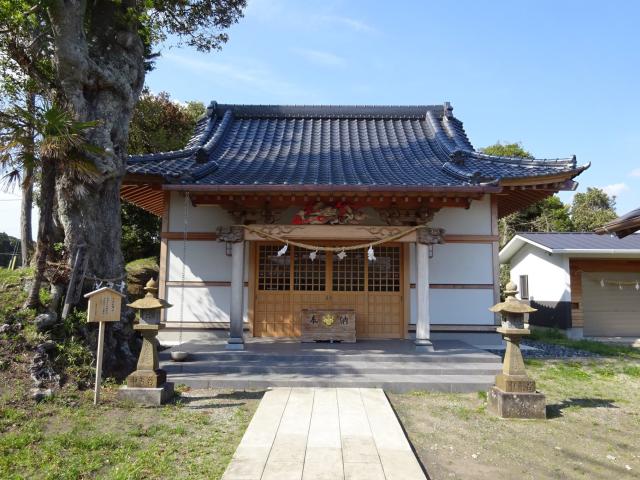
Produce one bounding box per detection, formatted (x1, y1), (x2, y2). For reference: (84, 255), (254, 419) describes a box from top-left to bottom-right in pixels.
(487, 281), (546, 419)
(118, 278), (174, 405)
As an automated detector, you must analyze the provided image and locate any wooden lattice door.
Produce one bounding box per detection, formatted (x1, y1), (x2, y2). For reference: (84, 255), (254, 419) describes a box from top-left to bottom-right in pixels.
(253, 242), (404, 338)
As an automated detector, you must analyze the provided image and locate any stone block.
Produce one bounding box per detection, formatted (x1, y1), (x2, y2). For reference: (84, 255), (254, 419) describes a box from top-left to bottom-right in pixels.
(127, 369), (167, 388)
(495, 373), (536, 393)
(118, 382), (174, 406)
(487, 386), (546, 419)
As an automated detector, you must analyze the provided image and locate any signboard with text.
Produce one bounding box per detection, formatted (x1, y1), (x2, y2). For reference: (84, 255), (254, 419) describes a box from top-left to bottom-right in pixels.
(85, 287), (124, 323)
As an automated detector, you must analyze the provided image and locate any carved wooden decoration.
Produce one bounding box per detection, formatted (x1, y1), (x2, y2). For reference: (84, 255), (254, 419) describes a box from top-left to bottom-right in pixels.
(379, 205), (438, 226)
(228, 203), (282, 225)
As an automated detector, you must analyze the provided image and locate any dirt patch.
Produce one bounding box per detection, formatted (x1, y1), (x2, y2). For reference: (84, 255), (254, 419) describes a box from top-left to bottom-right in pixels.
(389, 359), (640, 480)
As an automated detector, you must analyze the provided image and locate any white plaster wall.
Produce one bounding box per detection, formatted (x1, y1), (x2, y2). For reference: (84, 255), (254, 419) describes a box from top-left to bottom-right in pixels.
(509, 244), (571, 302)
(166, 285), (248, 323)
(410, 288), (495, 325)
(168, 240), (231, 282)
(431, 195), (491, 235)
(409, 243), (493, 284)
(168, 192), (234, 232)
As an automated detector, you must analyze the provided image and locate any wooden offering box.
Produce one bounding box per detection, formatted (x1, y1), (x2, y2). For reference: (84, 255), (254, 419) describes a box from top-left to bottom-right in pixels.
(301, 309), (356, 343)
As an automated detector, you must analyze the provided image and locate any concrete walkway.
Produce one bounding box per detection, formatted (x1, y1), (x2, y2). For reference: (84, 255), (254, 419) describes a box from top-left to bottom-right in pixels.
(222, 388), (426, 480)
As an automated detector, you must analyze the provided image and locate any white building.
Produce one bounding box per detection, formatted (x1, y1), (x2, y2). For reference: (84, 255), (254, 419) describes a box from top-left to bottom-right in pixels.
(122, 103), (586, 349)
(500, 232), (640, 339)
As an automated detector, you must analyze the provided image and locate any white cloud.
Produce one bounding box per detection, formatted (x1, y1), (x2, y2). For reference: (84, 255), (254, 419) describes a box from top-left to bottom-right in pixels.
(601, 183), (630, 198)
(246, 1), (376, 34)
(162, 53), (306, 99)
(320, 15), (377, 33)
(629, 168), (640, 177)
(292, 48), (347, 67)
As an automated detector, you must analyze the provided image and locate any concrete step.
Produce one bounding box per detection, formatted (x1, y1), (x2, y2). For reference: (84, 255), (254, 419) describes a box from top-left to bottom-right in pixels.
(165, 351), (501, 364)
(167, 372), (497, 393)
(162, 361), (502, 376)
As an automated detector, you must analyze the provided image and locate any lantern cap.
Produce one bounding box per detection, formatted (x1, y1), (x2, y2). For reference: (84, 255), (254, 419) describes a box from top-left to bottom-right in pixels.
(489, 281), (537, 313)
(127, 277), (172, 310)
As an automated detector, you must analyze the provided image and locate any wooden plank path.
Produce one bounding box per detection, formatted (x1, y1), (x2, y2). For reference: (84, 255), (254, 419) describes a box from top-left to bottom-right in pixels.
(222, 388), (426, 480)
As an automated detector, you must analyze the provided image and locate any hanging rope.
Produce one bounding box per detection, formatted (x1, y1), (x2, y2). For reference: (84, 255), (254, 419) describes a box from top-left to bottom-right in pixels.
(239, 224), (422, 252)
(600, 278), (640, 291)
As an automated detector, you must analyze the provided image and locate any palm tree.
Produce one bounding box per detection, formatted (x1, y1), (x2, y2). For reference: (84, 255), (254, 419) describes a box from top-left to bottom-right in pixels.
(0, 100), (99, 308)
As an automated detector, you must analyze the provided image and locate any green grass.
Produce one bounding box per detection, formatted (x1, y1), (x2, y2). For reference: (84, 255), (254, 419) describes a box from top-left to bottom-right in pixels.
(126, 257), (159, 275)
(0, 268), (33, 321)
(0, 389), (259, 480)
(622, 365), (640, 377)
(0, 267), (33, 285)
(530, 327), (640, 359)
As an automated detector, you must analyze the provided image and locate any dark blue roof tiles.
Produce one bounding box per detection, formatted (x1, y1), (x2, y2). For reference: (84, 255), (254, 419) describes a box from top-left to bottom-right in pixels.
(127, 103), (586, 187)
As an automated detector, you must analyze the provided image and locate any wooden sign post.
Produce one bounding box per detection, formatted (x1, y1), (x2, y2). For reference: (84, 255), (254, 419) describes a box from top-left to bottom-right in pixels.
(84, 287), (125, 405)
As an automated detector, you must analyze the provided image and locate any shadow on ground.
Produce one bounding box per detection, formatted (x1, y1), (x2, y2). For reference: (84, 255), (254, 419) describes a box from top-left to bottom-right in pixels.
(547, 397), (617, 419)
(176, 390), (266, 409)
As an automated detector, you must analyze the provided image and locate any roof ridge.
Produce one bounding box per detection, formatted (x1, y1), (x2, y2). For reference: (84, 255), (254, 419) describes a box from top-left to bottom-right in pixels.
(209, 103), (446, 119)
(469, 150), (577, 166)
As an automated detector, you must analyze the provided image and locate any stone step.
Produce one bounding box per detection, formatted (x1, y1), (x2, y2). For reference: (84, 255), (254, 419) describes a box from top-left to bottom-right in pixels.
(162, 361), (502, 376)
(164, 351), (501, 364)
(167, 373), (497, 393)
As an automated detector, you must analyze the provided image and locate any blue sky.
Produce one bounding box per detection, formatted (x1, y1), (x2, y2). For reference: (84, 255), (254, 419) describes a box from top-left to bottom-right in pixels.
(2, 0), (638, 237)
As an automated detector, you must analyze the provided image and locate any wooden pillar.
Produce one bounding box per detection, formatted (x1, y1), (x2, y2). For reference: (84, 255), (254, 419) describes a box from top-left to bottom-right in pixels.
(415, 241), (432, 351)
(415, 227), (446, 352)
(217, 227), (246, 350)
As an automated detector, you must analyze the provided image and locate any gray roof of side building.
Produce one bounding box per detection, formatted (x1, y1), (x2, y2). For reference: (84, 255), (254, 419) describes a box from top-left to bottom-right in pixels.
(126, 102), (588, 188)
(499, 232), (640, 263)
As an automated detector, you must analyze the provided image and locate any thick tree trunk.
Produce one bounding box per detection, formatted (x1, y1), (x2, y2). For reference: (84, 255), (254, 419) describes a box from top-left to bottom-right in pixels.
(48, 1), (146, 376)
(24, 159), (56, 309)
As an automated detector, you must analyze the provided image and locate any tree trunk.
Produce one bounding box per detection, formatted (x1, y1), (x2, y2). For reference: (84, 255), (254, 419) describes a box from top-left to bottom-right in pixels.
(20, 93), (36, 266)
(48, 1), (146, 376)
(20, 166), (34, 267)
(24, 158), (56, 309)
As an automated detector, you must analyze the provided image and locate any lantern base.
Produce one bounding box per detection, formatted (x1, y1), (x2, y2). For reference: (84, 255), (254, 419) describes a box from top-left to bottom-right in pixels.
(118, 382), (174, 406)
(126, 368), (167, 388)
(495, 373), (536, 393)
(487, 386), (546, 419)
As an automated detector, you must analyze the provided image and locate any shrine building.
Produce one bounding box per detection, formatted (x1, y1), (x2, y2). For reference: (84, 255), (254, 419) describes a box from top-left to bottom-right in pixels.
(122, 102), (587, 349)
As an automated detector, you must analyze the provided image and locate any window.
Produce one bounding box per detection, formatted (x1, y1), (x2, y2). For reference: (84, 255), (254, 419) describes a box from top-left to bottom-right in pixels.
(294, 248), (326, 291)
(258, 245), (291, 291)
(519, 275), (529, 299)
(332, 250), (365, 291)
(368, 246), (401, 292)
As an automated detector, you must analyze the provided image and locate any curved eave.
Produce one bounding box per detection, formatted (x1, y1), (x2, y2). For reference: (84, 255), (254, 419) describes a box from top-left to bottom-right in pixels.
(497, 162), (590, 188)
(596, 207), (640, 238)
(160, 183), (502, 194)
(121, 179), (165, 216)
(495, 163), (590, 218)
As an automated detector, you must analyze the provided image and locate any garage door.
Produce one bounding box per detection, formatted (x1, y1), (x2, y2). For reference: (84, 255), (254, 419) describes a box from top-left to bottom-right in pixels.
(582, 272), (640, 336)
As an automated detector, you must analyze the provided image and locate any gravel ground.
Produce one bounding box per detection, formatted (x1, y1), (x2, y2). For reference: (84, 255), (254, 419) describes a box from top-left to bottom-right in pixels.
(487, 339), (600, 359)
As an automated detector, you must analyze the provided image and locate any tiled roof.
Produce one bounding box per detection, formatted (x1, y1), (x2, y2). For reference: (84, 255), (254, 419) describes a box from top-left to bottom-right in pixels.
(596, 208), (640, 239)
(518, 232), (640, 250)
(127, 102), (587, 188)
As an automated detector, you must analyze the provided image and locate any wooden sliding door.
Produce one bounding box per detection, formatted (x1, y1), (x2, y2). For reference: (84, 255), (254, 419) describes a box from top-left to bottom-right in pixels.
(253, 242), (404, 338)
